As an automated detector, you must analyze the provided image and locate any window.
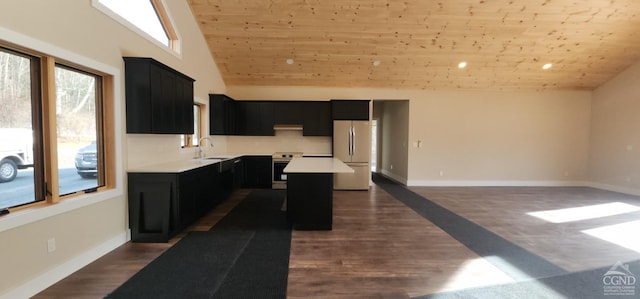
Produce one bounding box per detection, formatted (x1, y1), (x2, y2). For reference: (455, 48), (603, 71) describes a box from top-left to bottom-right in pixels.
(94, 0), (179, 53)
(55, 65), (104, 195)
(0, 44), (113, 210)
(181, 103), (203, 148)
(0, 48), (43, 208)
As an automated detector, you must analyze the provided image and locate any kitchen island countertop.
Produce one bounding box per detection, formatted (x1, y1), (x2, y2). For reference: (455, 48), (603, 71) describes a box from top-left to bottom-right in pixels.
(284, 157), (353, 174)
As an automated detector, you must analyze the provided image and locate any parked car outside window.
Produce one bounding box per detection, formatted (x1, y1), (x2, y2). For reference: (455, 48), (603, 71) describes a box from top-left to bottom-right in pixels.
(0, 128), (34, 183)
(75, 141), (97, 178)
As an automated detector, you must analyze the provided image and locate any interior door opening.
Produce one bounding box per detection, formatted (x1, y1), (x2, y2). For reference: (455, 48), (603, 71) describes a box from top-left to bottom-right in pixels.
(371, 119), (377, 172)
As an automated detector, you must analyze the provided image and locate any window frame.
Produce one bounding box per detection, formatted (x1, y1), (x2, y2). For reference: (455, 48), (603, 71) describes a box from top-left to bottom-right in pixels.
(182, 102), (205, 149)
(91, 0), (181, 55)
(52, 63), (107, 198)
(0, 40), (117, 211)
(0, 46), (46, 207)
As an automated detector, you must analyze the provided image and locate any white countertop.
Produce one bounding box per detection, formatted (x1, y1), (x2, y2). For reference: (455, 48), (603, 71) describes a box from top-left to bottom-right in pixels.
(284, 157), (354, 174)
(128, 158), (225, 173)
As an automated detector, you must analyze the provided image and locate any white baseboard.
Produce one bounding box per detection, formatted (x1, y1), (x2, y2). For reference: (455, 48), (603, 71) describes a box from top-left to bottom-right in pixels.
(406, 180), (588, 187)
(3, 230), (130, 299)
(380, 170), (407, 185)
(585, 182), (640, 196)
(403, 179), (640, 197)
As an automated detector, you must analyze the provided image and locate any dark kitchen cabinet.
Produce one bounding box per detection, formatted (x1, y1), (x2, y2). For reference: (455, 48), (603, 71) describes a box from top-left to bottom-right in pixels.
(303, 101), (332, 136)
(243, 155), (272, 188)
(127, 173), (175, 242)
(331, 100), (370, 120)
(210, 94), (236, 135)
(233, 157), (245, 188)
(128, 163), (222, 243)
(274, 101), (304, 125)
(210, 94), (334, 136)
(124, 57), (195, 134)
(235, 101), (274, 136)
(287, 173), (333, 230)
(178, 164), (220, 228)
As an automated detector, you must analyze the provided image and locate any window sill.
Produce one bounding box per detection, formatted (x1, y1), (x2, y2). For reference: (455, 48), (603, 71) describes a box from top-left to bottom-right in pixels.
(0, 188), (123, 233)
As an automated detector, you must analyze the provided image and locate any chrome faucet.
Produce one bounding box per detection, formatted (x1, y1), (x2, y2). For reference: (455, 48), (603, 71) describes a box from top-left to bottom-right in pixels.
(194, 136), (213, 159)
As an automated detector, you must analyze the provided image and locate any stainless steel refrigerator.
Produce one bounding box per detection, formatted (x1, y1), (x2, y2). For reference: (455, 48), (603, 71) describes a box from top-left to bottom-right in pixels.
(333, 120), (371, 190)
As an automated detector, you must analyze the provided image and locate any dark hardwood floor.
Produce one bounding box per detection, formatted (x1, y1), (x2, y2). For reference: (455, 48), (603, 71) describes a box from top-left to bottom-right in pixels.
(33, 183), (640, 298)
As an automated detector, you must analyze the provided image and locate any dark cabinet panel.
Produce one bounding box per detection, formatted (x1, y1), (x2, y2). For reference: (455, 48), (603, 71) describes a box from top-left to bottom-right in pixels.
(243, 156), (272, 188)
(303, 101), (332, 136)
(210, 94), (236, 135)
(128, 173), (177, 242)
(287, 173), (333, 230)
(232, 158), (245, 188)
(331, 100), (370, 120)
(150, 64), (176, 133)
(236, 101), (274, 136)
(175, 75), (195, 133)
(274, 101), (304, 125)
(124, 57), (194, 134)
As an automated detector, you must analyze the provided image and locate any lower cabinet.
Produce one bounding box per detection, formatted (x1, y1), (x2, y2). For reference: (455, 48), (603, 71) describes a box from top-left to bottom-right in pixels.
(128, 163), (223, 242)
(127, 173), (176, 242)
(243, 156), (272, 188)
(128, 156), (272, 243)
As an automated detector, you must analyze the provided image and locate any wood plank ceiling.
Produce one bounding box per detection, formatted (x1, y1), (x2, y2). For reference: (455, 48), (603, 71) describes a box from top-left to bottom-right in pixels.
(187, 0), (640, 91)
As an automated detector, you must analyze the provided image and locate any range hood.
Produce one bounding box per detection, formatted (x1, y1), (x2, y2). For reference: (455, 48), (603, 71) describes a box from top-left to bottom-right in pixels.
(273, 124), (303, 131)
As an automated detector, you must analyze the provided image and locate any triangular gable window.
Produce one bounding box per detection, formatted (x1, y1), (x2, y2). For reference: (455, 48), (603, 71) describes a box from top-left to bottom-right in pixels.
(94, 0), (179, 53)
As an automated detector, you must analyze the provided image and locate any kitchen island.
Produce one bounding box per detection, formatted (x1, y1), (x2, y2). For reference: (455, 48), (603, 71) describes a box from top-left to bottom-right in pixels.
(284, 157), (353, 230)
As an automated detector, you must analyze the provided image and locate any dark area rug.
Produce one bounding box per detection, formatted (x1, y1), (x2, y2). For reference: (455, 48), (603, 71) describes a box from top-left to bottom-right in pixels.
(106, 190), (292, 299)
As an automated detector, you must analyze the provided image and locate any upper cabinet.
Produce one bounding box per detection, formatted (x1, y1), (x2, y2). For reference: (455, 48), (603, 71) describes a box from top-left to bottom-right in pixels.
(124, 57), (195, 134)
(274, 101), (305, 125)
(210, 95), (360, 137)
(303, 101), (332, 136)
(210, 94), (236, 135)
(331, 100), (370, 120)
(210, 95), (275, 136)
(236, 101), (274, 136)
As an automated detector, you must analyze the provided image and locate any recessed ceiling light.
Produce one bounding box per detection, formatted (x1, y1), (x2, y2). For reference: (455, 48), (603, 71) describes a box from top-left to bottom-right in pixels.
(458, 61), (467, 69)
(542, 63), (552, 70)
(286, 58), (294, 65)
(373, 60), (381, 66)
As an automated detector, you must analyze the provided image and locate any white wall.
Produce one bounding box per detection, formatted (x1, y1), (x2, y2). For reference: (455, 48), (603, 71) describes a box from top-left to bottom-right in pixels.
(407, 90), (592, 185)
(589, 60), (640, 195)
(0, 0), (225, 296)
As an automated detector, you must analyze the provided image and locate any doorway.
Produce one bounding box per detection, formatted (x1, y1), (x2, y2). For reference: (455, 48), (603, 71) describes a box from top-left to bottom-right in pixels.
(371, 119), (377, 171)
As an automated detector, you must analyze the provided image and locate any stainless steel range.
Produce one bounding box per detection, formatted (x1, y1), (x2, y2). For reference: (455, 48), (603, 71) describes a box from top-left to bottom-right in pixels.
(272, 152), (303, 189)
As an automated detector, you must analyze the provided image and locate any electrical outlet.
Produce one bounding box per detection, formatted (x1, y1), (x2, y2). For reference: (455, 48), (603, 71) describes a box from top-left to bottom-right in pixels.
(564, 171), (569, 177)
(390, 164), (394, 170)
(439, 170), (444, 177)
(47, 238), (56, 253)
